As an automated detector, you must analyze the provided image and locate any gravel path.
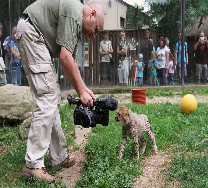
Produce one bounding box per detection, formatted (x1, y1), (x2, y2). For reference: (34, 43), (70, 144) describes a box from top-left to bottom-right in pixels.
(113, 93), (208, 104)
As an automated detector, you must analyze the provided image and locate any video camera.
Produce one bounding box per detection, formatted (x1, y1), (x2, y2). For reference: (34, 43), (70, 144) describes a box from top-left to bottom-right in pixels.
(67, 94), (118, 128)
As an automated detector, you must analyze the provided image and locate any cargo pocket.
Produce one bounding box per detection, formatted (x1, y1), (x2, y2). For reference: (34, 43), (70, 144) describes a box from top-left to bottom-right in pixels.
(29, 64), (56, 95)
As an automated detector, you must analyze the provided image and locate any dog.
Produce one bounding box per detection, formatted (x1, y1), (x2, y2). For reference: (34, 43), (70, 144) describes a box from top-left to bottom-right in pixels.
(115, 106), (158, 159)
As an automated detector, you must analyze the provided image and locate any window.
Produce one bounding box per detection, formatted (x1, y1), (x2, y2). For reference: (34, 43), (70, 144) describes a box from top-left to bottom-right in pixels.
(120, 17), (125, 28)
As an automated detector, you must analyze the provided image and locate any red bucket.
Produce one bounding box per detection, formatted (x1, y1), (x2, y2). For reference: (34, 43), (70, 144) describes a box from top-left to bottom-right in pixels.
(132, 88), (146, 104)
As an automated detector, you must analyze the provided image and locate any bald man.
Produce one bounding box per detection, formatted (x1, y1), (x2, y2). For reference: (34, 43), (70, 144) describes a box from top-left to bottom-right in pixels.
(16, 0), (104, 183)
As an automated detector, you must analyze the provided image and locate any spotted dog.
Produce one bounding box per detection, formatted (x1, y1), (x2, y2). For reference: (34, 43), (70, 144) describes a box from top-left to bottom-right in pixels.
(115, 106), (158, 159)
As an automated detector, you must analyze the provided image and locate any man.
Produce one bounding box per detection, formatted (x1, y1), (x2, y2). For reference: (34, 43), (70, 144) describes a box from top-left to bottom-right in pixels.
(117, 31), (129, 86)
(99, 30), (113, 86)
(175, 33), (189, 84)
(193, 31), (207, 84)
(140, 30), (154, 85)
(16, 0), (104, 183)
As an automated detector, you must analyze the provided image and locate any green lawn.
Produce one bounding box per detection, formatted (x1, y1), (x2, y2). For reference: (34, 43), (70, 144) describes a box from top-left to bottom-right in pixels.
(0, 92), (208, 187)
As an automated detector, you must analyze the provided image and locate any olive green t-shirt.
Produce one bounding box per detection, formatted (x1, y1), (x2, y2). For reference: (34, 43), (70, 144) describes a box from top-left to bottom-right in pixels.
(24, 0), (83, 58)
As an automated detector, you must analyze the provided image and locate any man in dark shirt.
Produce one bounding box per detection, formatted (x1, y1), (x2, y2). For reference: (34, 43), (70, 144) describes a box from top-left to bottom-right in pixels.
(140, 30), (153, 85)
(193, 31), (207, 84)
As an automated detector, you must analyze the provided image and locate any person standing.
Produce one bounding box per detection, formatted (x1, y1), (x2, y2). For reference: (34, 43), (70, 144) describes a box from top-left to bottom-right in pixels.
(0, 23), (7, 86)
(117, 31), (129, 86)
(156, 37), (169, 86)
(137, 53), (145, 86)
(10, 27), (22, 86)
(99, 30), (113, 86)
(3, 35), (12, 83)
(140, 30), (153, 84)
(193, 31), (207, 84)
(16, 0), (104, 183)
(148, 51), (158, 86)
(167, 53), (176, 85)
(175, 33), (189, 84)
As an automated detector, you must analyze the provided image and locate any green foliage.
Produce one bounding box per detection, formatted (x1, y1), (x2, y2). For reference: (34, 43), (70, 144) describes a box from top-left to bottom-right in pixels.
(0, 92), (208, 187)
(76, 112), (142, 187)
(126, 5), (149, 29)
(0, 125), (19, 147)
(144, 0), (208, 51)
(0, 0), (36, 35)
(59, 104), (75, 145)
(168, 155), (208, 188)
(0, 104), (74, 187)
(76, 102), (208, 187)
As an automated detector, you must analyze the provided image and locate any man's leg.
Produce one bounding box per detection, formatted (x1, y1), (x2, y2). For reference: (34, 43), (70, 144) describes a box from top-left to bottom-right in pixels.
(196, 64), (202, 84)
(17, 18), (71, 182)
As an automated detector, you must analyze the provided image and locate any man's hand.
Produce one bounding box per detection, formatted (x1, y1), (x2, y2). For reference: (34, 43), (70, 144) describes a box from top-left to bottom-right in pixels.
(60, 47), (96, 107)
(79, 88), (95, 107)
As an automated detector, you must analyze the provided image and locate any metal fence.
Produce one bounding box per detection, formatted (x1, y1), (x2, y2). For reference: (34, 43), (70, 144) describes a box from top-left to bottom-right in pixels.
(54, 29), (160, 90)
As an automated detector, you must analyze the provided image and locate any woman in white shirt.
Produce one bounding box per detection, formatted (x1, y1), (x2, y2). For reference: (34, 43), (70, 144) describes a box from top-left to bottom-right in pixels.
(156, 37), (169, 85)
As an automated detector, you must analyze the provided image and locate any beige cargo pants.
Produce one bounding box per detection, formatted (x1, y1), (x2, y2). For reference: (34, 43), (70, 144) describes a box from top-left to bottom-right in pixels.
(16, 18), (68, 168)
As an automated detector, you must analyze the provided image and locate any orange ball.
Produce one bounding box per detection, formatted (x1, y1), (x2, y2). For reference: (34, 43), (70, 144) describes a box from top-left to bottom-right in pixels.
(181, 94), (197, 114)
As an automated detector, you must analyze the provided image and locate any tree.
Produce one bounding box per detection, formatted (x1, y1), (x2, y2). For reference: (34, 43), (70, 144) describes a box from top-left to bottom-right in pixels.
(126, 5), (150, 30)
(144, 0), (208, 50)
(0, 0), (36, 36)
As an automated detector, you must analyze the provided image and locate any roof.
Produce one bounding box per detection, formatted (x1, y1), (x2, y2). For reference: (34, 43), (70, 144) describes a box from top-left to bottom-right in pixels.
(118, 0), (129, 6)
(187, 16), (208, 37)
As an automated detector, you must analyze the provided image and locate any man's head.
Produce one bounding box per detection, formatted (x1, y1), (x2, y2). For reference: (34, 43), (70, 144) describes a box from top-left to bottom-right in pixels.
(119, 31), (125, 41)
(103, 30), (109, 40)
(83, 2), (104, 38)
(199, 31), (206, 44)
(144, 30), (150, 40)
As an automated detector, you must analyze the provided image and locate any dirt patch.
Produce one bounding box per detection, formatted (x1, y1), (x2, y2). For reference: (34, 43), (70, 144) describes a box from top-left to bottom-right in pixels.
(133, 153), (172, 188)
(57, 151), (86, 188)
(57, 126), (91, 188)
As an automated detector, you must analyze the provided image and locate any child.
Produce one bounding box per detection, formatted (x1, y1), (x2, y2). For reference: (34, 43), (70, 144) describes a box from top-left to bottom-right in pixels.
(148, 51), (158, 86)
(130, 57), (138, 86)
(168, 53), (175, 85)
(137, 53), (145, 86)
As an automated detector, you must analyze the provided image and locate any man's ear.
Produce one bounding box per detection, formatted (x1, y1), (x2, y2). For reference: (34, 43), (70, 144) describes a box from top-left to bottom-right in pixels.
(91, 10), (96, 17)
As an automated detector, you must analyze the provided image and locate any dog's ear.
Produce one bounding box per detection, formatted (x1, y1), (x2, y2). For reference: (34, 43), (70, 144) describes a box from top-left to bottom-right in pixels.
(127, 108), (131, 115)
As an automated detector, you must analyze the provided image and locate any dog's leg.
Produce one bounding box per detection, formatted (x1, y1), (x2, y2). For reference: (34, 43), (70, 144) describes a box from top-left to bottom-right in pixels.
(146, 125), (158, 154)
(140, 135), (146, 155)
(133, 136), (139, 159)
(118, 135), (127, 159)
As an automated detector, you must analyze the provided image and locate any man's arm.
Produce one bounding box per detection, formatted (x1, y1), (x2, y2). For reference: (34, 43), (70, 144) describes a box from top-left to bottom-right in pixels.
(60, 46), (95, 106)
(193, 41), (199, 50)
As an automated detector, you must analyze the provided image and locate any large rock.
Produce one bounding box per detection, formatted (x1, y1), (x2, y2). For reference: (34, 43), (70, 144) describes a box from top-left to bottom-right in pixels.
(0, 84), (35, 139)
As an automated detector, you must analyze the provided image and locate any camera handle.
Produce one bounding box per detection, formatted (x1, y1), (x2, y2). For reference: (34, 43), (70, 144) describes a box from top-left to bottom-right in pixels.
(67, 94), (82, 106)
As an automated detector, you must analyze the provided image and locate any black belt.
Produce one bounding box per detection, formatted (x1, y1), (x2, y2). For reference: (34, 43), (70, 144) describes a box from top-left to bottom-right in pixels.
(21, 13), (41, 36)
(21, 13), (33, 25)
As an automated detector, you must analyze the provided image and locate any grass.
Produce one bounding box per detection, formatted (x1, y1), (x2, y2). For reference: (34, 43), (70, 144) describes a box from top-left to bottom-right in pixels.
(76, 102), (208, 187)
(0, 104), (75, 188)
(0, 90), (208, 187)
